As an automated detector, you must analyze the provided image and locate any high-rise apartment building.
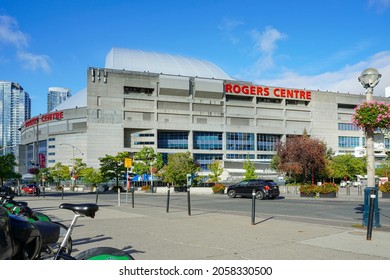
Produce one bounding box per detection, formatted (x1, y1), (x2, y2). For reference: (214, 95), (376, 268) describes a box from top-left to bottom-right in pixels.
(0, 81), (31, 155)
(47, 87), (71, 112)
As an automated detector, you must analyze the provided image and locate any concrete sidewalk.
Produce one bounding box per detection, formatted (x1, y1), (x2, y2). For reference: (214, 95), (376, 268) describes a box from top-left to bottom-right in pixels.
(20, 193), (390, 260)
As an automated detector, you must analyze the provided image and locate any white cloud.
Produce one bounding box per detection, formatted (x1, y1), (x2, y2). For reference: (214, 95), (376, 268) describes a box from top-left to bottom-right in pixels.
(255, 51), (390, 97)
(218, 18), (244, 32)
(218, 18), (244, 44)
(251, 26), (287, 54)
(368, 0), (390, 12)
(239, 26), (287, 76)
(0, 14), (51, 72)
(17, 50), (51, 73)
(0, 15), (28, 48)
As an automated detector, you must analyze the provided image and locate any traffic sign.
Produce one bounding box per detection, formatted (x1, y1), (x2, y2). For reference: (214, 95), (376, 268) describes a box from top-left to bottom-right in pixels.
(124, 158), (133, 168)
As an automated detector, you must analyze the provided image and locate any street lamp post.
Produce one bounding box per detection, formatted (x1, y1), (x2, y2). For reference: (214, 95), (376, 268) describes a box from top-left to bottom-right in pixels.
(358, 68), (382, 188)
(60, 143), (83, 190)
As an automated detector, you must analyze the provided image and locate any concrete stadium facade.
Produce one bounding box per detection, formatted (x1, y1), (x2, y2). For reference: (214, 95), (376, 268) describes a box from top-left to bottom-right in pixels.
(18, 48), (390, 181)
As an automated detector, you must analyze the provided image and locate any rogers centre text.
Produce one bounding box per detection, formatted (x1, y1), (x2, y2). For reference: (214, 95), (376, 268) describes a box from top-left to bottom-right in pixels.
(225, 83), (311, 100)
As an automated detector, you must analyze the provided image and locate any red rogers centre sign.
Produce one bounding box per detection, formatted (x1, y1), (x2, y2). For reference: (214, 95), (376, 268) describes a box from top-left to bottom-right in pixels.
(24, 111), (64, 128)
(225, 83), (311, 100)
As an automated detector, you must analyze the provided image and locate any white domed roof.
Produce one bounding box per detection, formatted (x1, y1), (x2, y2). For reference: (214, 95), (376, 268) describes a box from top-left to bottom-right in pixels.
(105, 48), (232, 80)
(53, 88), (86, 111)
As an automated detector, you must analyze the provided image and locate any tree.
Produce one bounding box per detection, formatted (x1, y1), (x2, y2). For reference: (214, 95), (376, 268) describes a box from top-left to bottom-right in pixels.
(49, 163), (71, 187)
(0, 153), (19, 186)
(331, 154), (366, 181)
(99, 152), (129, 188)
(277, 135), (327, 183)
(208, 160), (223, 183)
(160, 152), (200, 186)
(320, 157), (334, 181)
(133, 147), (162, 176)
(270, 155), (280, 172)
(38, 167), (52, 186)
(243, 157), (257, 180)
(376, 160), (390, 178)
(80, 167), (104, 188)
(155, 153), (164, 174)
(72, 158), (87, 179)
(319, 147), (336, 181)
(60, 158), (87, 190)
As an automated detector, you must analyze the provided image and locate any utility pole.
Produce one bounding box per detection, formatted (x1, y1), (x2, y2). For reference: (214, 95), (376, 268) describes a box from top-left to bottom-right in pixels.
(35, 117), (40, 187)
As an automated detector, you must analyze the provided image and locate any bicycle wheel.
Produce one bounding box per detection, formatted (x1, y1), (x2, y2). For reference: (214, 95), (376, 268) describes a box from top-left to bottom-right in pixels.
(40, 221), (72, 259)
(74, 247), (134, 260)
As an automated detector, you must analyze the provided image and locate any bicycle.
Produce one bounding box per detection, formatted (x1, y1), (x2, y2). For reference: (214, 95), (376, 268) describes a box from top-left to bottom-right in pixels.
(1, 202), (134, 260)
(1, 205), (65, 260)
(0, 192), (72, 258)
(52, 202), (134, 260)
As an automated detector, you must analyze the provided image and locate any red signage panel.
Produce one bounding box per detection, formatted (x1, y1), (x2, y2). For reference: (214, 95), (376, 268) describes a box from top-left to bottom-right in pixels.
(24, 111), (64, 128)
(225, 83), (312, 100)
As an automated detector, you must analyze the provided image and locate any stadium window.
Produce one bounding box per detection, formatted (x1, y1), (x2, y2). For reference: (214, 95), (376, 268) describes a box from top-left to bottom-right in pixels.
(124, 86), (154, 96)
(338, 136), (359, 148)
(257, 134), (280, 151)
(226, 132), (254, 151)
(193, 132), (223, 150)
(257, 97), (282, 104)
(157, 131), (189, 149)
(338, 123), (359, 131)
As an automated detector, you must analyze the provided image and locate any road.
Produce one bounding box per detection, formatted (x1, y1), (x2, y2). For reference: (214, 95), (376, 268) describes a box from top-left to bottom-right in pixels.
(55, 190), (390, 230)
(17, 190), (390, 260)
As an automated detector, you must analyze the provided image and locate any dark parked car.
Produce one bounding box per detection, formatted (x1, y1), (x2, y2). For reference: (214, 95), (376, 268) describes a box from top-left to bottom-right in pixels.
(98, 184), (109, 193)
(0, 186), (13, 195)
(227, 179), (280, 200)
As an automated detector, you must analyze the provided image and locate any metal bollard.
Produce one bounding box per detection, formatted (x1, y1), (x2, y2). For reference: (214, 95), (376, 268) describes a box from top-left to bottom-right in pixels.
(95, 187), (99, 203)
(166, 185), (171, 213)
(251, 189), (256, 225)
(61, 186), (64, 200)
(125, 187), (128, 204)
(131, 187), (135, 208)
(117, 187), (121, 206)
(367, 189), (376, 240)
(187, 187), (191, 216)
(346, 186), (350, 196)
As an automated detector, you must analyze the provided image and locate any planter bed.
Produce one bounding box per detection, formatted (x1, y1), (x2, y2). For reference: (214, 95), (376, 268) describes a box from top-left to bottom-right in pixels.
(319, 192), (337, 198)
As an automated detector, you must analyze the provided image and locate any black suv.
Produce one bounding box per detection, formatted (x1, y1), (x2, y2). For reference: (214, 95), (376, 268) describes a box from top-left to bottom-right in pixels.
(227, 179), (280, 200)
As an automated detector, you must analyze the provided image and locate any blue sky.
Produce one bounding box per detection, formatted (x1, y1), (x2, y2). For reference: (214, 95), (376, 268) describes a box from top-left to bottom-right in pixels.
(1, 0), (390, 117)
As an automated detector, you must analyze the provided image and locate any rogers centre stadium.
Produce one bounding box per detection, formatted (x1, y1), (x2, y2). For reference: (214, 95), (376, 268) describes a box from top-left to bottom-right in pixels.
(18, 47), (390, 180)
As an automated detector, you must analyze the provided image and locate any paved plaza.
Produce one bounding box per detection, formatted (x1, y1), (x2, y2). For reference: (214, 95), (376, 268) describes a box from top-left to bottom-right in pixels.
(19, 189), (390, 260)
